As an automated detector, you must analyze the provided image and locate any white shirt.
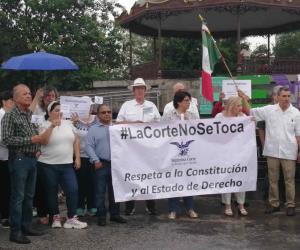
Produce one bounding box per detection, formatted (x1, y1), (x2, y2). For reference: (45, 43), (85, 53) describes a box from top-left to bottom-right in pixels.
(215, 112), (246, 118)
(38, 120), (76, 164)
(33, 104), (46, 116)
(116, 99), (161, 123)
(0, 108), (8, 161)
(162, 109), (199, 121)
(163, 97), (200, 119)
(251, 104), (300, 160)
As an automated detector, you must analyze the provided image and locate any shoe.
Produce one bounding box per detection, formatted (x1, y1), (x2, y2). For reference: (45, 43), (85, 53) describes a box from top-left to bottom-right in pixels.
(63, 216), (87, 229)
(32, 207), (37, 217)
(58, 191), (65, 204)
(1, 219), (10, 228)
(286, 207), (296, 216)
(86, 208), (97, 216)
(145, 207), (157, 215)
(38, 217), (49, 225)
(10, 233), (31, 244)
(110, 216), (127, 224)
(238, 208), (248, 216)
(52, 215), (62, 228)
(187, 209), (199, 219)
(22, 228), (44, 236)
(224, 208), (233, 216)
(97, 217), (106, 226)
(265, 206), (280, 214)
(168, 212), (176, 220)
(76, 208), (85, 217)
(125, 207), (135, 216)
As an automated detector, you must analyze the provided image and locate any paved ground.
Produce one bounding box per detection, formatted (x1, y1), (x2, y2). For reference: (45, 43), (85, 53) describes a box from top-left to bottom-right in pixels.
(1, 195), (300, 250)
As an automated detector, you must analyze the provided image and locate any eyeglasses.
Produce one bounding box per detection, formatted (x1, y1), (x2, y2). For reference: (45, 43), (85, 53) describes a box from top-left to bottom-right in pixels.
(100, 111), (112, 114)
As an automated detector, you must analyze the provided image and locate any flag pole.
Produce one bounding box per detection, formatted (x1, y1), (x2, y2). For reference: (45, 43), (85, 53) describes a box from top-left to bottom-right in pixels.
(199, 14), (238, 89)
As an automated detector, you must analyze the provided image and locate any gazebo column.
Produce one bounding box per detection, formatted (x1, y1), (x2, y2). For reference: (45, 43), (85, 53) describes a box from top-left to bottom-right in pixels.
(153, 37), (157, 62)
(236, 7), (242, 75)
(157, 14), (162, 79)
(129, 29), (133, 80)
(267, 34), (271, 65)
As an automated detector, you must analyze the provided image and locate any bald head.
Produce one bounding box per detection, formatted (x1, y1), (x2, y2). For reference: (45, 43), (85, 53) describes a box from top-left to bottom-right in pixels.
(13, 84), (30, 98)
(173, 82), (186, 94)
(13, 84), (32, 109)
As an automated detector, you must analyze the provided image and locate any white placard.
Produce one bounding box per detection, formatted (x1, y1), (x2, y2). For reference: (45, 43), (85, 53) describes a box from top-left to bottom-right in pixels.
(60, 96), (91, 118)
(110, 117), (257, 202)
(94, 96), (103, 104)
(31, 115), (44, 124)
(60, 104), (71, 117)
(222, 80), (252, 99)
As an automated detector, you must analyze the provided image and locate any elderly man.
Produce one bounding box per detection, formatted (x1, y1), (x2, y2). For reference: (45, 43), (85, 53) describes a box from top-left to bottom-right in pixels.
(251, 86), (300, 216)
(163, 82), (199, 118)
(2, 84), (44, 244)
(85, 104), (126, 226)
(116, 78), (160, 215)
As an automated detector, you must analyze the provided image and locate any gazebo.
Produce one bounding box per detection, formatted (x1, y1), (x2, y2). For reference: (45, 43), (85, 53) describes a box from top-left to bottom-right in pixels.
(118, 0), (300, 79)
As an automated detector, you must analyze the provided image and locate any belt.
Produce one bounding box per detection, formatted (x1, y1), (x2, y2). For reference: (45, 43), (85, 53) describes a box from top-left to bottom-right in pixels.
(100, 159), (111, 163)
(13, 152), (37, 158)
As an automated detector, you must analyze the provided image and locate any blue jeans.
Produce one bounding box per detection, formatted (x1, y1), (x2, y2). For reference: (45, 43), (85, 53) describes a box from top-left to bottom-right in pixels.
(93, 161), (120, 218)
(168, 196), (194, 213)
(39, 162), (78, 218)
(9, 156), (37, 236)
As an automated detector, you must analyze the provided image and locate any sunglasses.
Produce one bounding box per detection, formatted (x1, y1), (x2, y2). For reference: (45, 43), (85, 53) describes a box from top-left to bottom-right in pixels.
(100, 111), (112, 114)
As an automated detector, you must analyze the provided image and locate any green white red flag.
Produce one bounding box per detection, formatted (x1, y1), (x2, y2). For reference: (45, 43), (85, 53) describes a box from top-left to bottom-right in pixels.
(201, 24), (222, 102)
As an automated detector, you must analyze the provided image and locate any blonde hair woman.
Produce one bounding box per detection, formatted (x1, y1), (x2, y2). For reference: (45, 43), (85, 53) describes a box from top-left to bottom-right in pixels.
(215, 96), (248, 216)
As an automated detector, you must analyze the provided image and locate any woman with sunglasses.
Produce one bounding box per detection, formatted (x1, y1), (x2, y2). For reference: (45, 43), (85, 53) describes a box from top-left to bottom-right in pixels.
(37, 101), (87, 229)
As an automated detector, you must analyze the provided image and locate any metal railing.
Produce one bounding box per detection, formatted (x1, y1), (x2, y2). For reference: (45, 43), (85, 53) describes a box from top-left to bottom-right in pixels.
(71, 89), (161, 115)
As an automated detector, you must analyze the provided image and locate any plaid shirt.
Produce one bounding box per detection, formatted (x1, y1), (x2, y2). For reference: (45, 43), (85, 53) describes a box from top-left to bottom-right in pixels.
(1, 106), (40, 154)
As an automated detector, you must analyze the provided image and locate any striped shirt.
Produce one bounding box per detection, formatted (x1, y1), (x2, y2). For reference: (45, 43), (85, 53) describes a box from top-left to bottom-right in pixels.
(1, 106), (40, 154)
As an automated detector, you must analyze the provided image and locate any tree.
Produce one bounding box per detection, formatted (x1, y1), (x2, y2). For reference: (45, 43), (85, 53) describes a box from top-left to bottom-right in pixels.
(251, 44), (269, 58)
(273, 31), (300, 58)
(0, 0), (126, 91)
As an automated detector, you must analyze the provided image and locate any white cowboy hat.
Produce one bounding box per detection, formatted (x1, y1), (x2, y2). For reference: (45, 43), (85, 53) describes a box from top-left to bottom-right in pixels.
(128, 78), (151, 91)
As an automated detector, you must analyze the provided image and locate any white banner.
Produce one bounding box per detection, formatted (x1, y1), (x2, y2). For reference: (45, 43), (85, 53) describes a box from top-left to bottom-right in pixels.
(110, 117), (257, 202)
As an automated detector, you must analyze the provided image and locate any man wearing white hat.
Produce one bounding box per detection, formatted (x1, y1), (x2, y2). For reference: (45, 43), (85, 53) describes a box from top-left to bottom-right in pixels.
(116, 78), (161, 216)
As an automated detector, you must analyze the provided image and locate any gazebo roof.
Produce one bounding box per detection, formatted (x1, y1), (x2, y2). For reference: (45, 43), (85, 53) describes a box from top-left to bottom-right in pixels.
(118, 0), (300, 38)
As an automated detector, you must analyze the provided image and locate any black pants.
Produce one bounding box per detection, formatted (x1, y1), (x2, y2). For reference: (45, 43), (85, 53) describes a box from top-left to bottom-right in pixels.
(126, 200), (155, 211)
(76, 158), (95, 209)
(33, 162), (48, 217)
(0, 160), (10, 219)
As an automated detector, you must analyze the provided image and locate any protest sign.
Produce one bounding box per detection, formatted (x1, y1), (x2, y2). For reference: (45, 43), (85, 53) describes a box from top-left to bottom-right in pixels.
(222, 80), (252, 99)
(110, 117), (257, 202)
(60, 96), (91, 118)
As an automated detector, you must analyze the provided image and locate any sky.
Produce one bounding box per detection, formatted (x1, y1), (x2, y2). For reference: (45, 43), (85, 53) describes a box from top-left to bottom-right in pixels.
(116, 0), (275, 52)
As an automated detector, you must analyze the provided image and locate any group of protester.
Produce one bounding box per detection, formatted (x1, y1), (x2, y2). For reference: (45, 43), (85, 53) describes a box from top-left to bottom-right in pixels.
(0, 77), (299, 245)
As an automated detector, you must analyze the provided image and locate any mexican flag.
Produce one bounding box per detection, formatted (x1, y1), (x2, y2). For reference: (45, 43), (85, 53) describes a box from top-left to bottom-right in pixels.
(201, 24), (222, 102)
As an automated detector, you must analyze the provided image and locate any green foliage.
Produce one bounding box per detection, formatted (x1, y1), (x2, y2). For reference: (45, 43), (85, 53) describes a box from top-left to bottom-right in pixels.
(251, 44), (269, 58)
(162, 37), (202, 72)
(273, 31), (300, 58)
(0, 0), (127, 91)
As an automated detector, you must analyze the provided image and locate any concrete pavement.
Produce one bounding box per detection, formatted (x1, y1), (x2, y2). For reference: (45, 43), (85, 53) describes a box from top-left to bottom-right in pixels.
(1, 196), (300, 250)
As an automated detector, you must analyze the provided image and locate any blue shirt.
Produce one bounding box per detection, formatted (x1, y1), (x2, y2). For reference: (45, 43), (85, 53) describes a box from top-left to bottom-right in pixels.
(85, 121), (111, 163)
